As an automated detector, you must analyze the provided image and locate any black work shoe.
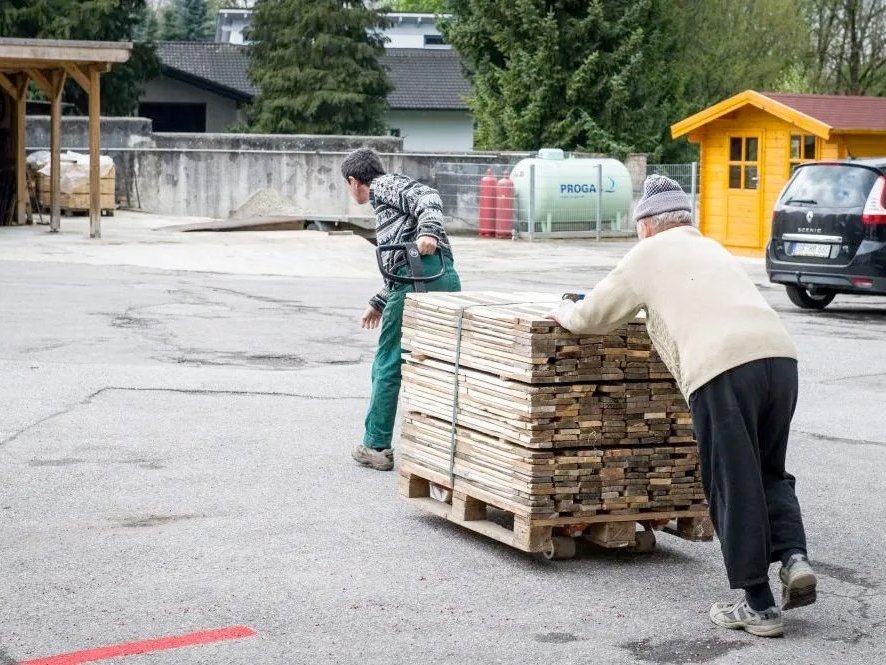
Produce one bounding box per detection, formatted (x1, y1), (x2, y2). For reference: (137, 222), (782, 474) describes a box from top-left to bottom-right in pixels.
(780, 553), (817, 610)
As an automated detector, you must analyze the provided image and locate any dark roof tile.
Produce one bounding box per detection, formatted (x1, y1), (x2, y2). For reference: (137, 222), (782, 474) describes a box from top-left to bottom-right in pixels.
(380, 48), (471, 110)
(155, 42), (471, 111)
(157, 41), (256, 99)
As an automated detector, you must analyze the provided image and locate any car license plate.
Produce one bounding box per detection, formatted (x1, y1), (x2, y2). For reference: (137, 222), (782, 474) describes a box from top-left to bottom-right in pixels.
(786, 242), (831, 258)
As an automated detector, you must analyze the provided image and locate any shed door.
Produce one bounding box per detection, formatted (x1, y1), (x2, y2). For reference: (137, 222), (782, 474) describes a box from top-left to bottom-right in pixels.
(725, 135), (763, 249)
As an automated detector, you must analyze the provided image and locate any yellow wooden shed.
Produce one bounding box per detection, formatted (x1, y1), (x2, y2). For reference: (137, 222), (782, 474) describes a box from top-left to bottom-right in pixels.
(671, 90), (886, 254)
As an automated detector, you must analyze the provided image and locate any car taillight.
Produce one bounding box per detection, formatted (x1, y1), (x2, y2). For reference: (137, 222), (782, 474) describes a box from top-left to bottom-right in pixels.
(862, 176), (886, 225)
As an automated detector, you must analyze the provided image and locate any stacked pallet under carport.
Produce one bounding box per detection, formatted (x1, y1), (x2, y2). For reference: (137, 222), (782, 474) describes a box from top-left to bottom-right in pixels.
(398, 292), (712, 559)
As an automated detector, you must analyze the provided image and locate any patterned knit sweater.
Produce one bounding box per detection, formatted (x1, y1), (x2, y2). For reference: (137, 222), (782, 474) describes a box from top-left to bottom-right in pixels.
(368, 174), (453, 312)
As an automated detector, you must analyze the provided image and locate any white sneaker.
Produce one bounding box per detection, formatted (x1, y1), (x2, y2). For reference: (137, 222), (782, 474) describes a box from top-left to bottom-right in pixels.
(351, 445), (394, 471)
(780, 553), (818, 610)
(709, 600), (783, 637)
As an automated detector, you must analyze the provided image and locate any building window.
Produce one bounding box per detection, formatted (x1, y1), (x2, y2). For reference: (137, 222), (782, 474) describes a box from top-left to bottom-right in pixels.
(728, 136), (759, 190)
(389, 128), (401, 137)
(790, 134), (818, 174)
(423, 34), (446, 47)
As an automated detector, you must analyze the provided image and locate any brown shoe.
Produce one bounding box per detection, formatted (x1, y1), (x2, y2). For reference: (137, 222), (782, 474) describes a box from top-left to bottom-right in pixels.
(351, 445), (394, 471)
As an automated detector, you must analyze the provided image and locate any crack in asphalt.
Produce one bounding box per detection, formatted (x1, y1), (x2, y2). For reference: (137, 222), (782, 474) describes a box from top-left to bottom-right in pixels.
(816, 560), (884, 644)
(795, 430), (886, 449)
(204, 286), (361, 321)
(102, 290), (368, 369)
(821, 370), (886, 386)
(0, 386), (363, 448)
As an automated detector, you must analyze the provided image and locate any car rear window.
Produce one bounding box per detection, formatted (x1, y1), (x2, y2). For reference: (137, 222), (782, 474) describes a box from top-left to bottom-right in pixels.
(781, 165), (878, 209)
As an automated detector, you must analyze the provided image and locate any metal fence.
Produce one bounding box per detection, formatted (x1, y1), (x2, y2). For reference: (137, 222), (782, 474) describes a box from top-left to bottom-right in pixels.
(435, 161), (517, 235)
(435, 159), (636, 240)
(645, 162), (699, 225)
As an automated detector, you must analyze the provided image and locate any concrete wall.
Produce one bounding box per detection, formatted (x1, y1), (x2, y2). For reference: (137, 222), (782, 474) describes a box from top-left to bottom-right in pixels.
(386, 110), (474, 152)
(140, 75), (244, 133)
(26, 116), (154, 150)
(23, 117), (646, 233)
(133, 133), (404, 220)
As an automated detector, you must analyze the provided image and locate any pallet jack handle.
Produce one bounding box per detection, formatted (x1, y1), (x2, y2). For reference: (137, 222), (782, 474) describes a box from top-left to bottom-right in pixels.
(375, 242), (446, 293)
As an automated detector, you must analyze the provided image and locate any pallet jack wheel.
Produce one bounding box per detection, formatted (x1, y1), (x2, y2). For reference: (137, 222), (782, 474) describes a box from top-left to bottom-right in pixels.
(542, 536), (577, 560)
(631, 529), (656, 553)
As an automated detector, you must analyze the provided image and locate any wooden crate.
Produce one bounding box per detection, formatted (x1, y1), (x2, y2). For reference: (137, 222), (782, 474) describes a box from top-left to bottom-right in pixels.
(37, 172), (115, 212)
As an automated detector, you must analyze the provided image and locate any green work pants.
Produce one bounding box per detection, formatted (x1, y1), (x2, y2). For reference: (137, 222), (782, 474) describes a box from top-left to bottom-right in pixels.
(363, 255), (461, 450)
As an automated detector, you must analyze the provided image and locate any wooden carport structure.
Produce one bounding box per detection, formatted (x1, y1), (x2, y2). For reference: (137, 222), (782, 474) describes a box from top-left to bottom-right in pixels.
(0, 38), (131, 238)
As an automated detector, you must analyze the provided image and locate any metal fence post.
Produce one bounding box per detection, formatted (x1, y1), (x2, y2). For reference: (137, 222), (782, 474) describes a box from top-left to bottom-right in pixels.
(690, 161), (698, 226)
(595, 163), (602, 242)
(527, 163), (535, 242)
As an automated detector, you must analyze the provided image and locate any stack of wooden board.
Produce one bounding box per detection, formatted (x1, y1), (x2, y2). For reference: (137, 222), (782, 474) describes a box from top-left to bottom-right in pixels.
(400, 413), (704, 518)
(401, 292), (670, 383)
(399, 292), (706, 524)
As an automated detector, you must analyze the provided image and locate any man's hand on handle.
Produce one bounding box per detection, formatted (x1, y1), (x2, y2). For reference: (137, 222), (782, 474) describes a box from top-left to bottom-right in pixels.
(361, 306), (382, 329)
(416, 235), (438, 255)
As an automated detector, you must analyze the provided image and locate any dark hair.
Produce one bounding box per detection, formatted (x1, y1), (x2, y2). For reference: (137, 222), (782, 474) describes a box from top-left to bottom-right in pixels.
(341, 148), (386, 185)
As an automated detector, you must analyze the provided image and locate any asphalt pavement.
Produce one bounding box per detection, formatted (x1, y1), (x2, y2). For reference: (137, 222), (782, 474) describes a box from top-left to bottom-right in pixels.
(0, 213), (884, 664)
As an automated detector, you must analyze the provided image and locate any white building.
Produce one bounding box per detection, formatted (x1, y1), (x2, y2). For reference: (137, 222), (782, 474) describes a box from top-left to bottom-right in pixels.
(215, 10), (449, 50)
(142, 20), (474, 151)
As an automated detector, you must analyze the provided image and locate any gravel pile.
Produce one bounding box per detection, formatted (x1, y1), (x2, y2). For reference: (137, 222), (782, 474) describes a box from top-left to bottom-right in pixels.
(229, 188), (305, 220)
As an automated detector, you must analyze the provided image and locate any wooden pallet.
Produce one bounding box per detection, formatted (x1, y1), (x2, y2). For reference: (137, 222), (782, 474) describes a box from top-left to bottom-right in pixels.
(400, 463), (712, 559)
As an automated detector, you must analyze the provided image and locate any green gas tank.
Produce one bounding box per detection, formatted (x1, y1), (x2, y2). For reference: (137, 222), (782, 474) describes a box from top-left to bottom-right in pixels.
(510, 149), (634, 233)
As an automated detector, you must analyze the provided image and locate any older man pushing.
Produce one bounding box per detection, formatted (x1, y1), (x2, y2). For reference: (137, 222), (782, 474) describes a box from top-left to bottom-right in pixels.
(548, 175), (816, 638)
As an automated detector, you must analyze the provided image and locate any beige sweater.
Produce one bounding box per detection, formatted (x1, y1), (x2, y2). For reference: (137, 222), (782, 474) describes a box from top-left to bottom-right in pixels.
(553, 226), (797, 398)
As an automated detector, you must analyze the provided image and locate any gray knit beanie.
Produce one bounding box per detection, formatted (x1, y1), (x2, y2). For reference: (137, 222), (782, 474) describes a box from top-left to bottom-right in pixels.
(633, 175), (692, 222)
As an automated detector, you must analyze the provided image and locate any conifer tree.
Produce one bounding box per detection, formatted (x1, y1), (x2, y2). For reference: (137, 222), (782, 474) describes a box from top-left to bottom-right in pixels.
(247, 0), (392, 135)
(160, 0), (215, 42)
(441, 0), (676, 158)
(0, 0), (160, 115)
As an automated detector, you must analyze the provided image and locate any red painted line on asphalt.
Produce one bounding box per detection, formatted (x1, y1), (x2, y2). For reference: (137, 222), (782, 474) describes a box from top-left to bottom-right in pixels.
(20, 625), (257, 665)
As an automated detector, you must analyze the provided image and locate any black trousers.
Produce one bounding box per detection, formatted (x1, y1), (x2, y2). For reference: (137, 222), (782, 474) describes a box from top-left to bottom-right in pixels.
(690, 357), (807, 589)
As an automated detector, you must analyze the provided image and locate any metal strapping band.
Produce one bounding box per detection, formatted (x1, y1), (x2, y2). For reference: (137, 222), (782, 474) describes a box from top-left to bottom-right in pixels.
(445, 300), (551, 484)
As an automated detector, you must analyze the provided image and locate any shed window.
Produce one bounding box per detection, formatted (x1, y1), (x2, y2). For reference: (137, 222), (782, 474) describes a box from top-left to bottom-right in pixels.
(728, 136), (759, 190)
(790, 134), (818, 174)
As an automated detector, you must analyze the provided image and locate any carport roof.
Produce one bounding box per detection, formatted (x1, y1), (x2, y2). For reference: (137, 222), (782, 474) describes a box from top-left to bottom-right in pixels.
(671, 90), (886, 140)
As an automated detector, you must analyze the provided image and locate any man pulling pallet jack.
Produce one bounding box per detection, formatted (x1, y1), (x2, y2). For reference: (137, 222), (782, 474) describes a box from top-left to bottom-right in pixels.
(342, 148), (461, 472)
(548, 175), (817, 638)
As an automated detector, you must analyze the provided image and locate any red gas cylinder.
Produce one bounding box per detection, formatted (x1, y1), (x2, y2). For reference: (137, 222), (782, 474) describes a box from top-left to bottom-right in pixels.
(478, 168), (497, 237)
(495, 171), (515, 239)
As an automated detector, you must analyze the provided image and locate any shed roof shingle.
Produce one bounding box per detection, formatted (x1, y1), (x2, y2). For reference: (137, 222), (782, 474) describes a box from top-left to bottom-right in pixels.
(672, 89), (886, 139)
(155, 42), (470, 111)
(764, 93), (886, 132)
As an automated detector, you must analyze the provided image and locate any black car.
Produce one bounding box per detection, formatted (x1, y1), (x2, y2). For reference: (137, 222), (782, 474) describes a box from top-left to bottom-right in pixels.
(766, 158), (886, 309)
